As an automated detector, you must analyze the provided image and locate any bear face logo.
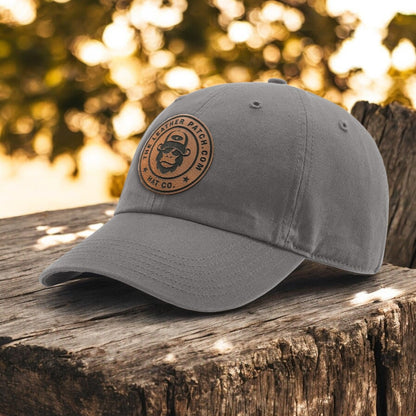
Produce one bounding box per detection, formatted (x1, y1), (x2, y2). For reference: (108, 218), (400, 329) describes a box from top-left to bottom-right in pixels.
(138, 114), (214, 194)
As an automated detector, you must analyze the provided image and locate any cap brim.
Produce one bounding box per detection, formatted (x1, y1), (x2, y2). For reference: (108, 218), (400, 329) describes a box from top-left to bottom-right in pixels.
(39, 213), (304, 313)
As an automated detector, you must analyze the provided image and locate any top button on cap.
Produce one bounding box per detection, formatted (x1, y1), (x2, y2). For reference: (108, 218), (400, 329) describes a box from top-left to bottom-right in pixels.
(268, 78), (287, 85)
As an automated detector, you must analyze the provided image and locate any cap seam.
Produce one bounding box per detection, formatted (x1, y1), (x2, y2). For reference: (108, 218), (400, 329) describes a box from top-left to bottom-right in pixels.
(288, 241), (378, 274)
(283, 87), (310, 245)
(282, 93), (383, 274)
(195, 85), (226, 117)
(53, 246), (291, 296)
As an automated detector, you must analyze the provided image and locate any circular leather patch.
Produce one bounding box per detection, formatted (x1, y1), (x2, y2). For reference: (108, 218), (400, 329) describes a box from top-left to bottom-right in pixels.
(138, 114), (214, 194)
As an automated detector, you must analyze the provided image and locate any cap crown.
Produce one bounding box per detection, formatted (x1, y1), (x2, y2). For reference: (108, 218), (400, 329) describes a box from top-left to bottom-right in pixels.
(116, 82), (388, 274)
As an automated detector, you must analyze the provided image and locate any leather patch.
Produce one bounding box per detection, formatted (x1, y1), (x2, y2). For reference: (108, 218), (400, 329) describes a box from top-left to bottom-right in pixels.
(138, 114), (214, 194)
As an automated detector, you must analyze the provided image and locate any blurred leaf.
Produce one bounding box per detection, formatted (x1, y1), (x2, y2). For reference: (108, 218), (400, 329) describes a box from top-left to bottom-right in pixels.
(0, 0), (415, 201)
(384, 13), (416, 50)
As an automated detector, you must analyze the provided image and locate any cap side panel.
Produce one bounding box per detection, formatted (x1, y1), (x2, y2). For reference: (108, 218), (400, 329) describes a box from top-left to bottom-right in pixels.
(286, 92), (388, 274)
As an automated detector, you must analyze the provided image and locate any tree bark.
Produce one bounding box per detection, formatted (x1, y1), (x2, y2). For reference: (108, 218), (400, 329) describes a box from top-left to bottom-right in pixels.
(1, 203), (416, 416)
(352, 100), (416, 268)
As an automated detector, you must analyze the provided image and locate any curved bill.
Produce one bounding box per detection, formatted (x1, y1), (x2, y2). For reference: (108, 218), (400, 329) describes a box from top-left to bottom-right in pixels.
(39, 212), (304, 313)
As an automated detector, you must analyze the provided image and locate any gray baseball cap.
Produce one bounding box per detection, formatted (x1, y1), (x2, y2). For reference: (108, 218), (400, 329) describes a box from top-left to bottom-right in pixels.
(39, 79), (389, 312)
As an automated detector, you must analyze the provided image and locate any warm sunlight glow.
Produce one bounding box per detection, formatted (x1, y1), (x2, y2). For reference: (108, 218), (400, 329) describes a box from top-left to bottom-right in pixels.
(405, 75), (416, 108)
(228, 21), (254, 43)
(46, 226), (66, 235)
(392, 38), (416, 71)
(263, 44), (281, 63)
(34, 222), (104, 250)
(213, 338), (233, 354)
(351, 287), (403, 305)
(0, 0), (36, 25)
(225, 65), (251, 82)
(74, 38), (109, 66)
(164, 67), (200, 91)
(34, 130), (58, 158)
(112, 101), (146, 139)
(157, 90), (178, 108)
(326, 0), (416, 109)
(301, 68), (324, 91)
(102, 16), (136, 55)
(282, 8), (304, 32)
(130, 0), (186, 29)
(329, 27), (391, 78)
(164, 353), (176, 363)
(214, 0), (245, 19)
(149, 50), (175, 68)
(260, 1), (285, 22)
(327, 0), (416, 28)
(343, 72), (392, 110)
(2, 0), (416, 218)
(109, 58), (141, 90)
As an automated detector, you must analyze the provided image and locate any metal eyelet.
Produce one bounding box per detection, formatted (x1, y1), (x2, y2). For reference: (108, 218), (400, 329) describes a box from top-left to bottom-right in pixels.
(249, 101), (262, 109)
(338, 120), (348, 132)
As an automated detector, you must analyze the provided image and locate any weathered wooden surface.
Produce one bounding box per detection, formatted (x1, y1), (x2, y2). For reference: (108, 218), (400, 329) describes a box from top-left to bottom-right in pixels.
(1, 100), (416, 416)
(0, 203), (416, 416)
(352, 100), (416, 268)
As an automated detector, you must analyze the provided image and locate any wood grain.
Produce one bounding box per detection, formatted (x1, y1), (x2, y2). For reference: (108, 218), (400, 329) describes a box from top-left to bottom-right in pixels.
(352, 100), (416, 268)
(1, 203), (416, 416)
(1, 100), (416, 416)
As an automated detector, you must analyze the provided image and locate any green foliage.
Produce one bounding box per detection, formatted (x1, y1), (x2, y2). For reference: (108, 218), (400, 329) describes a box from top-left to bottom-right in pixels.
(0, 0), (115, 156)
(0, 0), (414, 184)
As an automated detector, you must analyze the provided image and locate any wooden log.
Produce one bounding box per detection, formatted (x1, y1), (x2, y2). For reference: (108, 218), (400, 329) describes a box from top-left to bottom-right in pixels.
(351, 101), (416, 268)
(1, 100), (416, 415)
(1, 203), (416, 416)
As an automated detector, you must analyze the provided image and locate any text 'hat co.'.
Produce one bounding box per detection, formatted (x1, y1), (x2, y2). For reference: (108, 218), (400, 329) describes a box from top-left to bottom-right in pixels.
(39, 79), (389, 313)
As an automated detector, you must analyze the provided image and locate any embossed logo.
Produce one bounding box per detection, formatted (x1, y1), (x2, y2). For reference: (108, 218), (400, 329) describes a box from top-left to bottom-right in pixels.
(138, 114), (214, 194)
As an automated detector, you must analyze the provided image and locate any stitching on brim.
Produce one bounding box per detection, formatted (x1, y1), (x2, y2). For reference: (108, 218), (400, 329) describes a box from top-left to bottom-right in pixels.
(65, 237), (268, 284)
(56, 245), (296, 297)
(75, 233), (245, 264)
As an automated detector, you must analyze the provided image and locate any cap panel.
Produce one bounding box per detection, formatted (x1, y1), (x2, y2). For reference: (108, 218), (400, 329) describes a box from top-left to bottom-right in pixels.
(286, 91), (388, 273)
(115, 85), (224, 215)
(117, 82), (307, 246)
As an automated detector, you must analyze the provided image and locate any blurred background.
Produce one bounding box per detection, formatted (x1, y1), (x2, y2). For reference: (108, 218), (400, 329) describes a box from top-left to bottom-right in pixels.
(1, 0), (415, 218)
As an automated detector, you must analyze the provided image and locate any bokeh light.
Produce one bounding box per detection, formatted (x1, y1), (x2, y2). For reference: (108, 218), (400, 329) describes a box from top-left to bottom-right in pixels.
(0, 0), (415, 217)
(228, 21), (254, 43)
(392, 38), (416, 71)
(164, 67), (200, 91)
(112, 101), (146, 140)
(0, 0), (36, 25)
(74, 38), (109, 66)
